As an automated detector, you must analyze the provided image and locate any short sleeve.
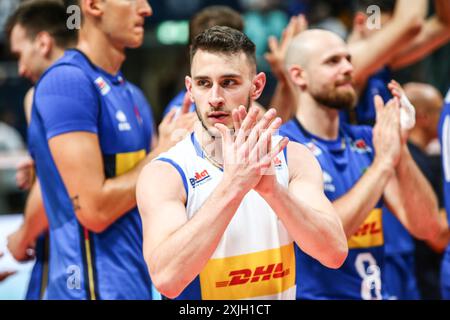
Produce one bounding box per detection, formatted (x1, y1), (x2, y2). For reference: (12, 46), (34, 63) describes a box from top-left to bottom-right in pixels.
(34, 64), (99, 140)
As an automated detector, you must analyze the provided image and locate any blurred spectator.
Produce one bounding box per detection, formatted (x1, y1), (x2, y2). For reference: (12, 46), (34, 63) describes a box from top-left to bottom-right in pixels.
(0, 121), (24, 152)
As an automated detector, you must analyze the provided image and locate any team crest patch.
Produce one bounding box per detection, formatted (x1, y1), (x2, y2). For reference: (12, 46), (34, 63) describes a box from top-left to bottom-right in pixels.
(94, 76), (111, 96)
(351, 139), (372, 154)
(190, 169), (212, 188)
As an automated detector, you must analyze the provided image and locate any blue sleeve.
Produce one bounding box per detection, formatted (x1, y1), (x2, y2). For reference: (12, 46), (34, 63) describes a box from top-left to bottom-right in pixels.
(34, 65), (99, 140)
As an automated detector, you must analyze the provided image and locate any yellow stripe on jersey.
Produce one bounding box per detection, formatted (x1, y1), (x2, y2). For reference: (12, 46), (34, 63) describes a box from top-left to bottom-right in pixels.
(115, 149), (146, 175)
(199, 244), (295, 300)
(348, 208), (384, 249)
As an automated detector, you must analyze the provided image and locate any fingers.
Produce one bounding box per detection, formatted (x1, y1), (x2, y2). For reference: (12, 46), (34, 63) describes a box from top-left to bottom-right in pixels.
(214, 123), (232, 145)
(269, 137), (290, 161)
(249, 116), (283, 163)
(180, 92), (192, 114)
(297, 14), (308, 33)
(161, 108), (177, 126)
(373, 95), (384, 124)
(247, 108), (277, 152)
(236, 106), (259, 146)
(267, 36), (279, 54)
(388, 79), (404, 100)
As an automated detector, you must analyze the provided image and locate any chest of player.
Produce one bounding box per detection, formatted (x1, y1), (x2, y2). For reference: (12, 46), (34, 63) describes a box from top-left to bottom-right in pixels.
(93, 77), (148, 153)
(305, 137), (374, 201)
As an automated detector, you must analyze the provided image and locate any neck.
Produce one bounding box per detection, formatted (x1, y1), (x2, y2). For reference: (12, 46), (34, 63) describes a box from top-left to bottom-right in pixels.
(49, 47), (65, 64)
(194, 123), (224, 167)
(77, 24), (125, 74)
(296, 93), (340, 140)
(408, 129), (429, 150)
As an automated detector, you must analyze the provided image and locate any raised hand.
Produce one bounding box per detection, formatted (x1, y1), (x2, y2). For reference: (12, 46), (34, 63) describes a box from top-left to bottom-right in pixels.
(157, 99), (197, 152)
(16, 157), (35, 190)
(215, 106), (288, 195)
(372, 95), (403, 169)
(265, 14), (308, 79)
(7, 228), (35, 262)
(388, 79), (416, 132)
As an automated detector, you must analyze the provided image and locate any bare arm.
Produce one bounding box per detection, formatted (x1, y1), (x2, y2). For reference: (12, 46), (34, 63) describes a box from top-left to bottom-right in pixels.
(137, 161), (247, 299)
(48, 106), (196, 233)
(23, 87), (34, 124)
(258, 142), (347, 268)
(48, 132), (164, 233)
(389, 0), (450, 70)
(266, 15), (306, 123)
(333, 159), (394, 238)
(349, 0), (426, 87)
(384, 145), (443, 240)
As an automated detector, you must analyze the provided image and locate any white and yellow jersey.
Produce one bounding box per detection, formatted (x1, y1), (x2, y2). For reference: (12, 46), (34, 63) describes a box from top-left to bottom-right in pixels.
(155, 132), (296, 300)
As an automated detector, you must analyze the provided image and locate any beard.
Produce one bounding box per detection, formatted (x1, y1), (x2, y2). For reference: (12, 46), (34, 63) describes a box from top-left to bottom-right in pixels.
(195, 95), (252, 138)
(311, 83), (357, 111)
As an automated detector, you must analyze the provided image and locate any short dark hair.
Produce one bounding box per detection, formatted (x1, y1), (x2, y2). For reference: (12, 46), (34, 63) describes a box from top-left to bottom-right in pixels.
(190, 26), (256, 71)
(356, 0), (396, 14)
(5, 0), (78, 49)
(189, 6), (244, 45)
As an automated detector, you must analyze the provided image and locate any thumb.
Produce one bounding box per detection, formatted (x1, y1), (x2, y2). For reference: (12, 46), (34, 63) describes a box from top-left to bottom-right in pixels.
(374, 95), (384, 123)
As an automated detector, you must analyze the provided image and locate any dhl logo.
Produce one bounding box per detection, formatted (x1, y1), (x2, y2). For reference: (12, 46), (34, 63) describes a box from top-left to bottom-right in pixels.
(215, 263), (290, 288)
(199, 244), (295, 299)
(353, 222), (382, 237)
(189, 169), (211, 188)
(348, 208), (384, 249)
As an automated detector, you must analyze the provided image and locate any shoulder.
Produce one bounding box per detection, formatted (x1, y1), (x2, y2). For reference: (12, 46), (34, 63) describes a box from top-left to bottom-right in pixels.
(280, 119), (302, 141)
(36, 63), (92, 96)
(287, 141), (321, 174)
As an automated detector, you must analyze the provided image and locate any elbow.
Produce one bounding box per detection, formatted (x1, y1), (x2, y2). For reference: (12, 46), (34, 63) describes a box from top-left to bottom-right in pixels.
(404, 16), (423, 38)
(145, 253), (185, 299)
(148, 264), (184, 299)
(151, 273), (183, 300)
(77, 209), (110, 234)
(321, 243), (348, 269)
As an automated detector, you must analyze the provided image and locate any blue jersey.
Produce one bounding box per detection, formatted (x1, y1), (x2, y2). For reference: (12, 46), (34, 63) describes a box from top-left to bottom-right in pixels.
(280, 118), (387, 300)
(29, 49), (154, 299)
(163, 89), (195, 116)
(25, 233), (48, 300)
(438, 88), (450, 299)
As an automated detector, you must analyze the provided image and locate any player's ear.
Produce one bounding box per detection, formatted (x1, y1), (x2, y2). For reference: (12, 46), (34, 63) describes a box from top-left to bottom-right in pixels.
(185, 76), (195, 103)
(82, 0), (104, 18)
(289, 65), (307, 90)
(35, 31), (53, 58)
(251, 72), (266, 100)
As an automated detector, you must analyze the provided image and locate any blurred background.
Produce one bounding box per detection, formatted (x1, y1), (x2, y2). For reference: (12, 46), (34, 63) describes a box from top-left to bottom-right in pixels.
(0, 0), (448, 299)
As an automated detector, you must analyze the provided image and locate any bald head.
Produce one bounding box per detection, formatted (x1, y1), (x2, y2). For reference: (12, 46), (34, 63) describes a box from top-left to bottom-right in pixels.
(404, 82), (443, 114)
(285, 29), (347, 68)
